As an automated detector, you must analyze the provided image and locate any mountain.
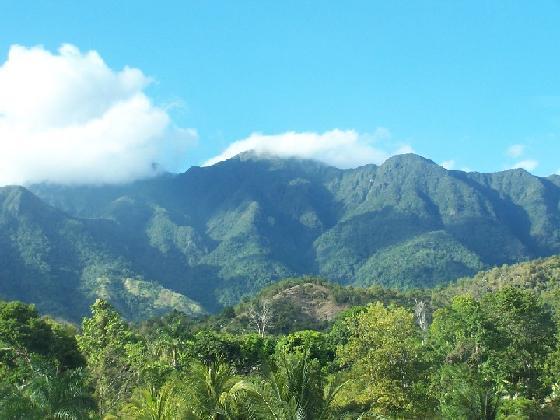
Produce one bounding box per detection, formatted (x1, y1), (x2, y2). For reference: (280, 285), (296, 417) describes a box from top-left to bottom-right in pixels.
(0, 186), (204, 321)
(1, 152), (559, 320)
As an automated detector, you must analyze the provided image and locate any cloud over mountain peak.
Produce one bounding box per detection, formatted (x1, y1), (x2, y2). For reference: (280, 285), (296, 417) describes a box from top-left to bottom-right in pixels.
(204, 128), (413, 169)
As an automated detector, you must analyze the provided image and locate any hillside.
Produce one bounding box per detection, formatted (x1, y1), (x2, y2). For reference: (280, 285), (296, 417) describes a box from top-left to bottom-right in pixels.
(205, 277), (429, 334)
(0, 186), (205, 321)
(210, 255), (560, 335)
(434, 254), (560, 311)
(1, 152), (559, 319)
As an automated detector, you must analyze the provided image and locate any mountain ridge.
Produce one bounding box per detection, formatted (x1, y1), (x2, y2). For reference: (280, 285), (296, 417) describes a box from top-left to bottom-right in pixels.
(0, 152), (558, 320)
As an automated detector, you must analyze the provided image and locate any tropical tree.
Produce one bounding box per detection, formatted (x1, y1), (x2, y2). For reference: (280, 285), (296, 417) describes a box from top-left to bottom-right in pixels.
(434, 363), (499, 420)
(179, 361), (242, 419)
(78, 299), (143, 414)
(119, 380), (187, 420)
(0, 300), (83, 370)
(481, 287), (556, 400)
(335, 302), (434, 418)
(429, 288), (557, 417)
(429, 295), (499, 418)
(230, 347), (344, 420)
(0, 362), (95, 420)
(276, 330), (335, 369)
(25, 365), (95, 419)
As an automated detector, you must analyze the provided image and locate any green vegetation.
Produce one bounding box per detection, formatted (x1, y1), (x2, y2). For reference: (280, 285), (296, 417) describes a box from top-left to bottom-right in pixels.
(3, 254), (560, 418)
(355, 230), (485, 288)
(0, 187), (206, 322)
(0, 153), (559, 322)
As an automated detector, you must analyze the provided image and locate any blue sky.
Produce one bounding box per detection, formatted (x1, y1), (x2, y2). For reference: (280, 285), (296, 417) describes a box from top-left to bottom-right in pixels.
(1, 0), (559, 183)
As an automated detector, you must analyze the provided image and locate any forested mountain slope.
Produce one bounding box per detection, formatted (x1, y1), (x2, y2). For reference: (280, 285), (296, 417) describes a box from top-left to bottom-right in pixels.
(0, 186), (204, 321)
(435, 254), (560, 310)
(1, 153), (559, 319)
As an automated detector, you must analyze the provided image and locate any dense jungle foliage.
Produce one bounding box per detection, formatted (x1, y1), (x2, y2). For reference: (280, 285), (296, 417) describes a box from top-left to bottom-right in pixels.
(2, 256), (560, 419)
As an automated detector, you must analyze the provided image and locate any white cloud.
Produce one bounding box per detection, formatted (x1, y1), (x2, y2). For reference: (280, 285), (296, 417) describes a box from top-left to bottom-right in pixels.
(507, 144), (525, 158)
(0, 44), (196, 186)
(441, 160), (455, 170)
(511, 160), (539, 171)
(203, 128), (413, 168)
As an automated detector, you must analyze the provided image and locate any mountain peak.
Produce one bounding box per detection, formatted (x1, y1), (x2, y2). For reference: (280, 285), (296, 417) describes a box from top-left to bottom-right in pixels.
(228, 150), (439, 171)
(384, 153), (437, 166)
(379, 154), (442, 175)
(0, 186), (66, 232)
(231, 150), (329, 166)
(233, 150), (264, 161)
(0, 186), (44, 214)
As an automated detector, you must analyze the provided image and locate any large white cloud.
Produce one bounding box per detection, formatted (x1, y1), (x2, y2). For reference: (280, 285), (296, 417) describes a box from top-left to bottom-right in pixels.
(0, 44), (196, 185)
(203, 128), (413, 168)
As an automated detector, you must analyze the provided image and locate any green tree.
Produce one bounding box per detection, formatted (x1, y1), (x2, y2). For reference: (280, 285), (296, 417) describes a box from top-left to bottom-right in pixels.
(231, 347), (343, 420)
(434, 363), (499, 420)
(482, 287), (556, 400)
(276, 330), (335, 370)
(429, 295), (499, 418)
(429, 289), (557, 417)
(335, 302), (433, 417)
(179, 361), (241, 419)
(119, 380), (187, 420)
(77, 299), (142, 415)
(0, 362), (95, 420)
(0, 301), (83, 370)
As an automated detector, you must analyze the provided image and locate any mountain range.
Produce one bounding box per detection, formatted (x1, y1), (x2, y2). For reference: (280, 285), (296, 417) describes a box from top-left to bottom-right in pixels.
(1, 152), (560, 321)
